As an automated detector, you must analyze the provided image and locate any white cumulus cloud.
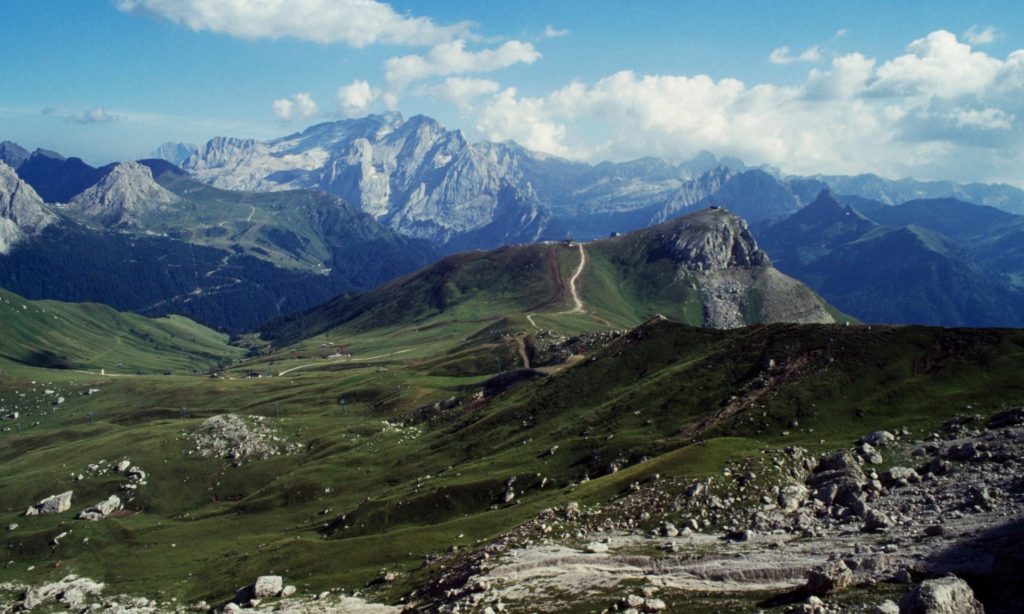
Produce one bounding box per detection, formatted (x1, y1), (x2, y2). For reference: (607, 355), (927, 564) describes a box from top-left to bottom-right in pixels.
(385, 39), (541, 88)
(430, 77), (501, 111)
(271, 92), (319, 121)
(337, 80), (380, 116)
(475, 87), (569, 155)
(870, 30), (1003, 99)
(116, 0), (469, 47)
(459, 30), (1024, 185)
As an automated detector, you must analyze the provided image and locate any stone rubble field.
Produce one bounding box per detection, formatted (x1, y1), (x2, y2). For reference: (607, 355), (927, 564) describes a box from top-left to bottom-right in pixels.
(405, 409), (1024, 613)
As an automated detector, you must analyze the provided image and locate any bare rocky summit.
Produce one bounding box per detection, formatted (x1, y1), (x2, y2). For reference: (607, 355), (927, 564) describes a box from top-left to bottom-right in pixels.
(68, 161), (179, 227)
(622, 208), (840, 328)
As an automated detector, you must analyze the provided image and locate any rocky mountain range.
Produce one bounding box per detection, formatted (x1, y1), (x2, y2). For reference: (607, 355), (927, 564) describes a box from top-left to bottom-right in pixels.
(3, 110), (1024, 329)
(0, 154), (438, 331)
(169, 113), (1024, 248)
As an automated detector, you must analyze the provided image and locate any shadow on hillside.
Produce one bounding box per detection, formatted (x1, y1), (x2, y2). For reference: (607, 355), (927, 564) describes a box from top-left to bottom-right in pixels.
(922, 515), (1024, 613)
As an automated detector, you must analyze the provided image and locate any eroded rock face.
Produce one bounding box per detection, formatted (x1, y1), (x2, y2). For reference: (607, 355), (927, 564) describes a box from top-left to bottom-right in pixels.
(660, 208), (770, 273)
(0, 161), (55, 254)
(69, 161), (179, 227)
(899, 575), (984, 614)
(184, 114), (553, 246)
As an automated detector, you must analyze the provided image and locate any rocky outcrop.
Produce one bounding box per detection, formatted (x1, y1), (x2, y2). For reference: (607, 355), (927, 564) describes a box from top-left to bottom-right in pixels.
(629, 207), (838, 328)
(658, 207), (770, 273)
(188, 414), (303, 461)
(899, 575), (984, 614)
(806, 561), (854, 596)
(0, 161), (55, 254)
(24, 491), (73, 516)
(0, 141), (30, 170)
(69, 161), (179, 227)
(77, 495), (122, 521)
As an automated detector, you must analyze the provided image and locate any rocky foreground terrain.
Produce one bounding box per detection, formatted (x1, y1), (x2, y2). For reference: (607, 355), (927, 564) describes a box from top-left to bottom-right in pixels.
(3, 408), (1022, 613)
(405, 408), (1024, 613)
(4, 407), (1019, 609)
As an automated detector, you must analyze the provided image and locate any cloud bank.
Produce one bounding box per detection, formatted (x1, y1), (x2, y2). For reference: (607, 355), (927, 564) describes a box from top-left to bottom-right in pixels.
(117, 0), (469, 47)
(454, 30), (1024, 185)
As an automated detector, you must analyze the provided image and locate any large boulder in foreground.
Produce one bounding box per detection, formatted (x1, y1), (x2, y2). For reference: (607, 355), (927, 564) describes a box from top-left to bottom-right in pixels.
(899, 575), (984, 614)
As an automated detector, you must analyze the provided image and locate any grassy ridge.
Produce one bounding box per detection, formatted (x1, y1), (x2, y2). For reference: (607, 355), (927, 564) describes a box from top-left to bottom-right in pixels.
(0, 287), (243, 373)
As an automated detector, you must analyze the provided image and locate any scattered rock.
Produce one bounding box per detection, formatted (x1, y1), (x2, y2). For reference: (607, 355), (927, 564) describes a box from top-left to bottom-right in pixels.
(882, 467), (920, 488)
(585, 541), (609, 554)
(861, 431), (896, 447)
(189, 414), (301, 461)
(987, 407), (1024, 429)
(778, 484), (808, 512)
(806, 561), (853, 596)
(874, 600), (899, 614)
(862, 509), (893, 533)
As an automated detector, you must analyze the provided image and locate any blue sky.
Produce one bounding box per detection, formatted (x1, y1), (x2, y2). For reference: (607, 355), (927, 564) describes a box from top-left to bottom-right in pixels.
(2, 1), (1023, 185)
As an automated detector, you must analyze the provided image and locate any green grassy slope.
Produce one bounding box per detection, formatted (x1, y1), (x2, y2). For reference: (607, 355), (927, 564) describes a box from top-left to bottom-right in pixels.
(0, 287), (243, 373)
(2, 315), (1022, 607)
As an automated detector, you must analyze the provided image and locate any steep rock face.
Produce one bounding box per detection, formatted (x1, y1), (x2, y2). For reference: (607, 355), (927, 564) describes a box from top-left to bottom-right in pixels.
(654, 168), (806, 224)
(0, 161), (55, 254)
(149, 142), (198, 167)
(184, 114), (557, 246)
(620, 208), (838, 329)
(654, 166), (738, 223)
(69, 161), (179, 227)
(0, 141), (30, 170)
(657, 207), (771, 273)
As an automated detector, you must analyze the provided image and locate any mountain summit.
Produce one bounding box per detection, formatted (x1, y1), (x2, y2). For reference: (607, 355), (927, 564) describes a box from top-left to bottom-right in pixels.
(653, 206), (770, 272)
(69, 161), (180, 227)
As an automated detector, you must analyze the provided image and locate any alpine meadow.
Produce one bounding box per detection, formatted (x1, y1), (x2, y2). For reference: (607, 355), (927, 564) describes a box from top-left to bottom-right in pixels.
(2, 2), (1024, 613)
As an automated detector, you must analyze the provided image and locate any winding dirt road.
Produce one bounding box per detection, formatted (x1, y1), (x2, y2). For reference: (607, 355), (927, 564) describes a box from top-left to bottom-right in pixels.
(567, 243), (586, 313)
